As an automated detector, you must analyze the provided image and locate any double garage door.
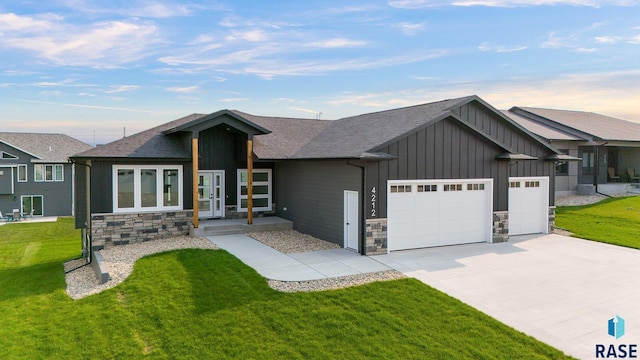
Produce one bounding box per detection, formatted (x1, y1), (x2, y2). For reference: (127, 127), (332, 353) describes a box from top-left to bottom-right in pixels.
(387, 177), (548, 252)
(387, 179), (493, 251)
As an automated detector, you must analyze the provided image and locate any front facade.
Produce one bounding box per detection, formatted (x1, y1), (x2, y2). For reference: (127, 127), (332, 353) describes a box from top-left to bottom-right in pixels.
(0, 133), (91, 217)
(506, 107), (640, 196)
(73, 96), (564, 255)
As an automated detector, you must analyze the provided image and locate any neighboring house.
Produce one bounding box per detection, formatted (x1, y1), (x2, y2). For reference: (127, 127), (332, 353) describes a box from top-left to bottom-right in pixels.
(72, 95), (568, 255)
(0, 132), (92, 217)
(505, 107), (640, 196)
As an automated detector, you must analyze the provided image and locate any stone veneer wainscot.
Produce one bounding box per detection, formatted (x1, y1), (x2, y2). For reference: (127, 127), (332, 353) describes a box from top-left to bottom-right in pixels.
(492, 211), (509, 243)
(365, 218), (388, 255)
(91, 210), (193, 250)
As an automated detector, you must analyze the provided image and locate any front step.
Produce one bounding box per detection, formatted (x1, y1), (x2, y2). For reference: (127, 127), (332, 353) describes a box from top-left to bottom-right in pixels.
(192, 217), (293, 237)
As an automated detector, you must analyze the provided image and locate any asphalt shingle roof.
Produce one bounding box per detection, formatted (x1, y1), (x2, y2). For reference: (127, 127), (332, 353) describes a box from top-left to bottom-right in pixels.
(231, 111), (331, 159)
(0, 132), (92, 162)
(292, 97), (471, 159)
(501, 110), (581, 141)
(73, 114), (205, 158)
(514, 107), (640, 142)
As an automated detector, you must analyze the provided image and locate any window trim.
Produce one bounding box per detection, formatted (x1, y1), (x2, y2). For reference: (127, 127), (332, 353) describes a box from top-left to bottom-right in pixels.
(237, 169), (272, 213)
(1, 151), (18, 160)
(34, 164), (64, 182)
(112, 165), (183, 213)
(17, 164), (27, 182)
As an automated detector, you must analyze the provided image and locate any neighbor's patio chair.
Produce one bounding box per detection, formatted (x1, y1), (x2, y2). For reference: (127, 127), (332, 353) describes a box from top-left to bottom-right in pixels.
(627, 168), (640, 182)
(0, 211), (9, 222)
(608, 167), (621, 182)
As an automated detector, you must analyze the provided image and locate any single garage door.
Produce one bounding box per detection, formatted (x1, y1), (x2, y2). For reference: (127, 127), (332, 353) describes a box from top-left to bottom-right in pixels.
(387, 179), (493, 252)
(508, 176), (549, 236)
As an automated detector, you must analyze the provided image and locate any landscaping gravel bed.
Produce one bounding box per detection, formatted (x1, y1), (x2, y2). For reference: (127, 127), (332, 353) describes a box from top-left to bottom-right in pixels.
(65, 231), (402, 300)
(64, 236), (217, 300)
(555, 194), (607, 206)
(269, 270), (406, 292)
(247, 230), (340, 254)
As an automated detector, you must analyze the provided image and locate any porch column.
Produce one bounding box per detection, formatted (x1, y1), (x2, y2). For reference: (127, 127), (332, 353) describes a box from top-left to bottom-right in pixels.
(192, 137), (199, 229)
(247, 137), (253, 225)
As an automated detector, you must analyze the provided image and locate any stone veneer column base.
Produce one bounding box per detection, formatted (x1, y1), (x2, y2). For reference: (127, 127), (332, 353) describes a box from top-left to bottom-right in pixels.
(492, 211), (509, 243)
(548, 206), (556, 234)
(365, 218), (388, 255)
(91, 210), (193, 250)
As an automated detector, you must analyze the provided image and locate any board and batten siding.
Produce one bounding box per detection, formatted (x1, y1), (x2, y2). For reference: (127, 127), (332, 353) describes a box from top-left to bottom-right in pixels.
(366, 116), (508, 219)
(87, 159), (193, 215)
(453, 102), (556, 206)
(275, 160), (361, 246)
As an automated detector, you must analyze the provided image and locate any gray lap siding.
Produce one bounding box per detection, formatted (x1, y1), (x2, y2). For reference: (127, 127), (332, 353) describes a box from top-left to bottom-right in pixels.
(275, 160), (362, 246)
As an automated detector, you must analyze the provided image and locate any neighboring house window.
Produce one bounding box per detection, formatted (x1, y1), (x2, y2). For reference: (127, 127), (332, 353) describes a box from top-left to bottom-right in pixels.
(34, 164), (64, 182)
(34, 164), (44, 182)
(582, 149), (595, 176)
(555, 149), (569, 176)
(18, 164), (27, 182)
(1, 151), (18, 159)
(112, 165), (183, 212)
(237, 169), (272, 212)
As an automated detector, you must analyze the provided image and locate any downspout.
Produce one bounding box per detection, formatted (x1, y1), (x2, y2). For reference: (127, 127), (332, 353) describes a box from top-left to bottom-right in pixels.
(69, 158), (92, 267)
(347, 160), (366, 256)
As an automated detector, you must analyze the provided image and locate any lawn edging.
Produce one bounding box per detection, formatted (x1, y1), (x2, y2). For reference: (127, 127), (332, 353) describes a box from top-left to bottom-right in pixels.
(91, 250), (109, 284)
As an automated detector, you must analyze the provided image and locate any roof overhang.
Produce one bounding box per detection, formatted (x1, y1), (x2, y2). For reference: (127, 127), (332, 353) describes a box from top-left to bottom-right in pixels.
(358, 151), (398, 161)
(496, 153), (538, 160)
(544, 154), (581, 161)
(163, 110), (271, 138)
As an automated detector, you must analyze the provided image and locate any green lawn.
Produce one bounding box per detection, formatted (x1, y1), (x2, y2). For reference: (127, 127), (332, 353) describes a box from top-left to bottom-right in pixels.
(556, 196), (640, 249)
(0, 218), (570, 359)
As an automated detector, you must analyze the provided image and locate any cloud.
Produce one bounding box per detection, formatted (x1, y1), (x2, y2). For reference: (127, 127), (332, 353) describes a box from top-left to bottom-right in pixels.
(388, 0), (639, 7)
(323, 69), (640, 122)
(394, 22), (427, 35)
(165, 85), (200, 93)
(105, 85), (140, 93)
(14, 99), (156, 113)
(226, 29), (269, 42)
(289, 107), (320, 115)
(0, 13), (163, 67)
(308, 38), (367, 48)
(54, 0), (196, 19)
(220, 97), (249, 102)
(478, 42), (528, 52)
(595, 36), (621, 44)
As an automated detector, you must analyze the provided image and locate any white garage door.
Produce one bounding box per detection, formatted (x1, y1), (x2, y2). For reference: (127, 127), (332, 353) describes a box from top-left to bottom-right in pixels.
(508, 177), (549, 236)
(387, 179), (493, 252)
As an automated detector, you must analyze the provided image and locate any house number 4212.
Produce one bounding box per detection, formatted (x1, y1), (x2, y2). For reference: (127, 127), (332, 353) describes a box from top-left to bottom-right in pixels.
(371, 187), (377, 217)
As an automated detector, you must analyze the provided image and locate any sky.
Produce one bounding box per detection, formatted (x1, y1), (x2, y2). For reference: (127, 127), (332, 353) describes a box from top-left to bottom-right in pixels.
(1, 1), (639, 145)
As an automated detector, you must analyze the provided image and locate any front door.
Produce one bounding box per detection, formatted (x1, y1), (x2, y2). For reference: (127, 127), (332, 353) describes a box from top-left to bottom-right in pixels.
(344, 190), (359, 251)
(198, 171), (224, 218)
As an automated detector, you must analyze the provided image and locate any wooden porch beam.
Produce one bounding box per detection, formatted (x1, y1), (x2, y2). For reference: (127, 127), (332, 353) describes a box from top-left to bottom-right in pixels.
(192, 137), (199, 229)
(247, 138), (253, 225)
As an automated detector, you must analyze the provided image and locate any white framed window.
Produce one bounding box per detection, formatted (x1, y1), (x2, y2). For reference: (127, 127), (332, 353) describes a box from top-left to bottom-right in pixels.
(34, 164), (44, 182)
(34, 164), (64, 182)
(113, 165), (183, 212)
(237, 169), (272, 212)
(18, 164), (27, 182)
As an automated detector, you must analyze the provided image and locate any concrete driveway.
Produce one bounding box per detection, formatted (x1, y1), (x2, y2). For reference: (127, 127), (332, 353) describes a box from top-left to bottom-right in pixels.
(373, 234), (640, 360)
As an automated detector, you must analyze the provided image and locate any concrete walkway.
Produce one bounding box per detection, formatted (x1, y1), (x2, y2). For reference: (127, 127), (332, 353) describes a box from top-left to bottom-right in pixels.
(208, 234), (391, 281)
(373, 234), (640, 360)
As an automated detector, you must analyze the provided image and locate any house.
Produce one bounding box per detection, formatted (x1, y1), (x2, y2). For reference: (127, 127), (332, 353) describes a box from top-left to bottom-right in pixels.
(71, 95), (568, 255)
(504, 107), (640, 196)
(0, 132), (92, 217)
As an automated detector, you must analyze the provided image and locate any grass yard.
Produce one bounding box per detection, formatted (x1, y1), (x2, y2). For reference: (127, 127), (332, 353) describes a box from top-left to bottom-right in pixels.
(556, 196), (640, 249)
(0, 218), (571, 359)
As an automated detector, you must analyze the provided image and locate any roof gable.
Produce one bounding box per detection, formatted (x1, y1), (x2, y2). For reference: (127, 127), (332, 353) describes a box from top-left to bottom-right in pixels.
(0, 132), (92, 162)
(163, 109), (270, 137)
(510, 107), (640, 142)
(292, 97), (473, 159)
